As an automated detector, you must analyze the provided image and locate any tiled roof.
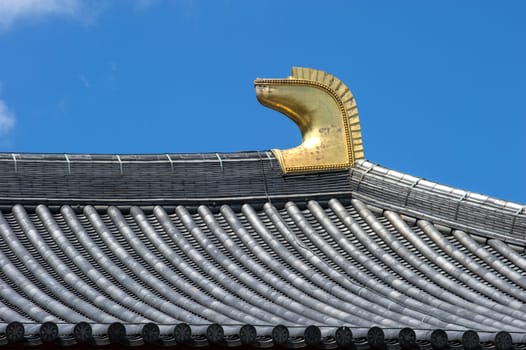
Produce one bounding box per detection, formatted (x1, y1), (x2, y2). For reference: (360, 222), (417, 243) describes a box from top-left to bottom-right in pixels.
(0, 152), (524, 349)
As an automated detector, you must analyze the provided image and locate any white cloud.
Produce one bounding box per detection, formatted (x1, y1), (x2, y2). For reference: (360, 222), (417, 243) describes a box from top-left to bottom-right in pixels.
(57, 98), (66, 112)
(109, 61), (117, 81)
(78, 74), (90, 88)
(0, 0), (95, 31)
(0, 100), (15, 135)
(133, 0), (161, 12)
(0, 1), (171, 31)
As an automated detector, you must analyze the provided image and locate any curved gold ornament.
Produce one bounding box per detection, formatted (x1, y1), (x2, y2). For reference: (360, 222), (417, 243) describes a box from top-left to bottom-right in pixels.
(254, 67), (364, 174)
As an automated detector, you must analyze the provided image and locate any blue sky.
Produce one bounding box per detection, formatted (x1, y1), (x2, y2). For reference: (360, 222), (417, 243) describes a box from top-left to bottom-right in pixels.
(0, 0), (524, 203)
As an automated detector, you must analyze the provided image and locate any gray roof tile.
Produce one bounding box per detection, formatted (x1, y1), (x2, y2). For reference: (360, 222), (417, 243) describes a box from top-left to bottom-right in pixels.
(0, 152), (524, 348)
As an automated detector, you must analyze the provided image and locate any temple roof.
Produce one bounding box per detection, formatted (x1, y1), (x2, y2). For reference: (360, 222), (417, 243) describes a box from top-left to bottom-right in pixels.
(0, 67), (524, 349)
(0, 152), (524, 349)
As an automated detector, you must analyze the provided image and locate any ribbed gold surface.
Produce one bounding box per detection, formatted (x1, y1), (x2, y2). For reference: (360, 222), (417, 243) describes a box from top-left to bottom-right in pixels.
(255, 67), (363, 174)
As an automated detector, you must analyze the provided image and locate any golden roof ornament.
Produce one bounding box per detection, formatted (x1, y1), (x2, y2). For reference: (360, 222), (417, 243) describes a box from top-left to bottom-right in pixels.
(255, 67), (364, 174)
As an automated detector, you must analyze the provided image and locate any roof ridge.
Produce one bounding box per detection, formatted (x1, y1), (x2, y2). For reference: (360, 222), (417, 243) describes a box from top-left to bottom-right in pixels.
(351, 160), (526, 245)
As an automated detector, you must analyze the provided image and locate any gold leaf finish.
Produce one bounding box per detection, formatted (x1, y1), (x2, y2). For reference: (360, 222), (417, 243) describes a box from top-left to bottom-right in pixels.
(254, 67), (364, 174)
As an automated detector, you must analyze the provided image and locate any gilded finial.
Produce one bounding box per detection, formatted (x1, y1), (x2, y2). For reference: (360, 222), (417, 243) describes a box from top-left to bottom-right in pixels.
(254, 67), (364, 174)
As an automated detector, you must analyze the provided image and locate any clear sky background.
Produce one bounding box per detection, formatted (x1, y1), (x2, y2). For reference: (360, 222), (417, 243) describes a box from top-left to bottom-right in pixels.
(0, 0), (524, 203)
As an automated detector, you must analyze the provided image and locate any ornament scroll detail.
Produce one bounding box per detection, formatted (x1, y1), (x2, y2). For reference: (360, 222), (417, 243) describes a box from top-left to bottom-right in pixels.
(255, 67), (364, 174)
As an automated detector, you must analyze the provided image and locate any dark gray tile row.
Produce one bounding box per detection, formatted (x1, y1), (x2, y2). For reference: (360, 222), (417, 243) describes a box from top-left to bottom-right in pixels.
(0, 152), (351, 207)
